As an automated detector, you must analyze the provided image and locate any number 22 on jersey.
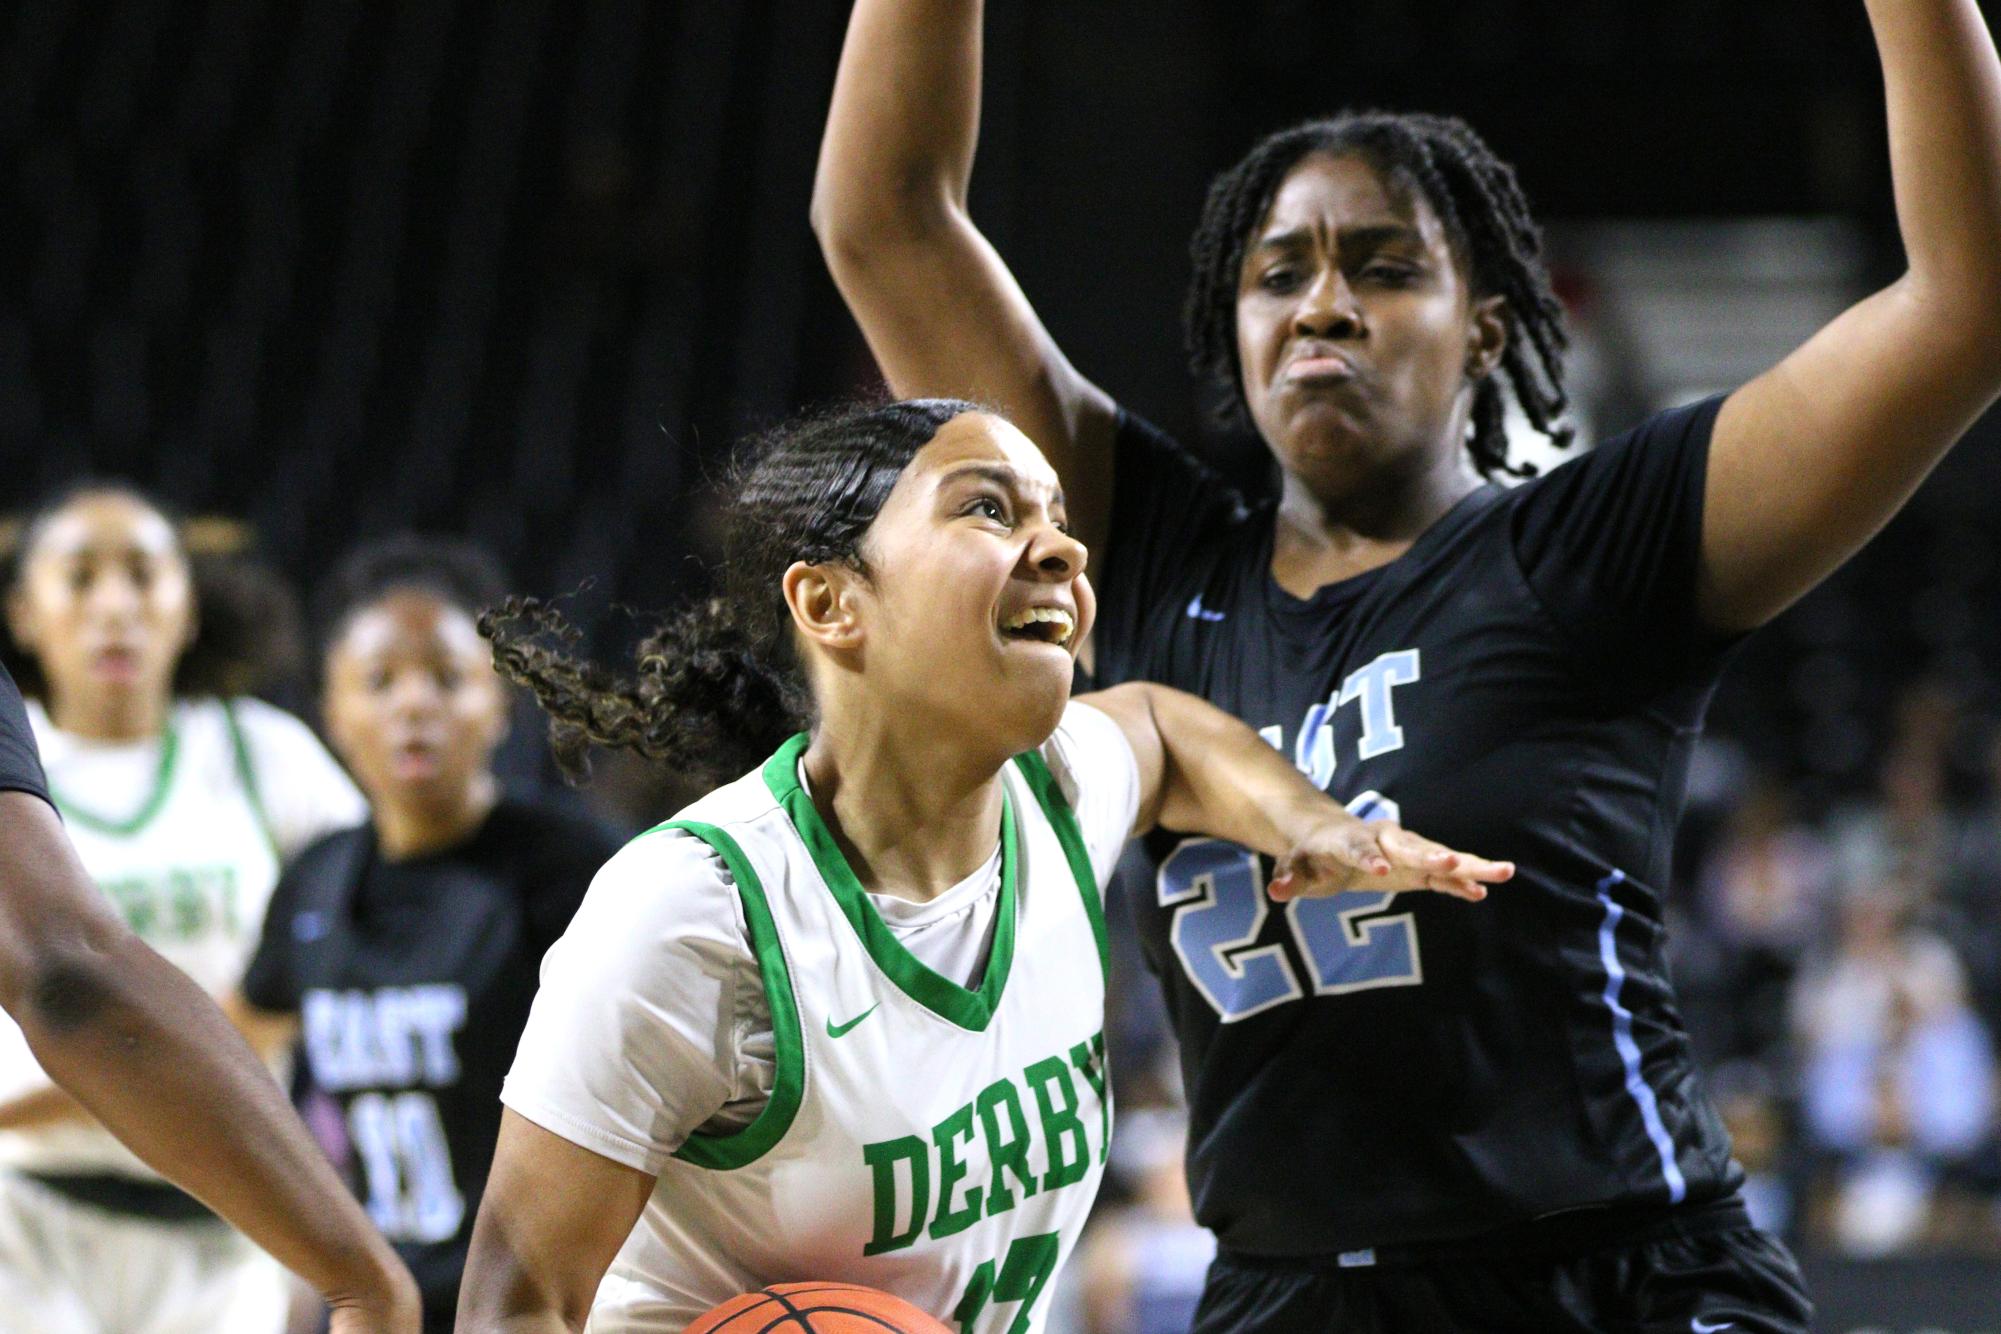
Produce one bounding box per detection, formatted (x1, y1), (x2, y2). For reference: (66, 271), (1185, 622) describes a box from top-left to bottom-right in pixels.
(1158, 792), (1421, 1021)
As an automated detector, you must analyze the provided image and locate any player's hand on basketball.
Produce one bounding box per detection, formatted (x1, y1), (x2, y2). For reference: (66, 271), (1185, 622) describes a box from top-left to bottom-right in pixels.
(1269, 820), (1513, 903)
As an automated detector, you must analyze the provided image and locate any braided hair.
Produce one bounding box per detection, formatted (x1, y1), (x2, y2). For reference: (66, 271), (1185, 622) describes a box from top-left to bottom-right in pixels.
(480, 398), (977, 785)
(1184, 110), (1573, 478)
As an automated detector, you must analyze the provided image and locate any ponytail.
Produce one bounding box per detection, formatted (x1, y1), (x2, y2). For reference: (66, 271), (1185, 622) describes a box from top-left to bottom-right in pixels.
(482, 397), (976, 785)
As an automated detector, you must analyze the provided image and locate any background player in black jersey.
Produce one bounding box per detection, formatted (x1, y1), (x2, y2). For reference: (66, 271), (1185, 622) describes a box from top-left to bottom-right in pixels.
(224, 537), (621, 1333)
(0, 661), (418, 1330)
(813, 1), (2001, 1329)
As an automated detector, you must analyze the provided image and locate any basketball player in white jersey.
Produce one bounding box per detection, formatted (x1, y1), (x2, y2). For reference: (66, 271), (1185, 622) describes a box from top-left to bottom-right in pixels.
(0, 484), (367, 1333)
(456, 399), (1512, 1332)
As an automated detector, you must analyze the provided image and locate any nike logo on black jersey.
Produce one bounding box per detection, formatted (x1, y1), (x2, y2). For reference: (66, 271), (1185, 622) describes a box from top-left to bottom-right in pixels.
(826, 1003), (879, 1039)
(292, 911), (329, 942)
(1185, 594), (1226, 622)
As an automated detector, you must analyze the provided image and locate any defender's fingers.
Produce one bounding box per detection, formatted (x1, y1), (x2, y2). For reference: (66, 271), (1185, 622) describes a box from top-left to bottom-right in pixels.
(1380, 826), (1513, 882)
(1427, 874), (1490, 903)
(1377, 824), (1460, 871)
(1315, 826), (1390, 878)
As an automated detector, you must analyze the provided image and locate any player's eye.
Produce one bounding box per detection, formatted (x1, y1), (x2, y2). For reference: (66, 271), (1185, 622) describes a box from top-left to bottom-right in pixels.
(963, 495), (1010, 525)
(1359, 260), (1417, 286)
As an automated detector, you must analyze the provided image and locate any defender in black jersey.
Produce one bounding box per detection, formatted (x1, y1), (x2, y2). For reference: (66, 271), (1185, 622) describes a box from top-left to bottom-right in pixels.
(232, 539), (621, 1331)
(1096, 398), (1736, 1252)
(240, 799), (617, 1331)
(815, 1), (2001, 1327)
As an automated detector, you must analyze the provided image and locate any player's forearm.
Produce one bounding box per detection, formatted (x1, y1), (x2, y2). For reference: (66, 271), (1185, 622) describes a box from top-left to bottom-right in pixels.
(458, 1112), (653, 1333)
(455, 1223), (597, 1333)
(0, 1080), (88, 1130)
(451, 1276), (587, 1334)
(1869, 0), (2001, 324)
(19, 932), (415, 1325)
(812, 0), (984, 241)
(1090, 683), (1329, 855)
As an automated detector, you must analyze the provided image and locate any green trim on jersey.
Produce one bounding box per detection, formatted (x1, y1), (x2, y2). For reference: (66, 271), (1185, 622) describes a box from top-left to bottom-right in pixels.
(48, 717), (182, 837)
(220, 699), (280, 858)
(664, 819), (807, 1171)
(1011, 750), (1110, 982)
(763, 733), (1019, 1033)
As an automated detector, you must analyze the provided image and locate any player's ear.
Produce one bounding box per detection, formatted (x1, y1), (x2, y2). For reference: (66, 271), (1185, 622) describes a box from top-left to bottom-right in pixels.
(783, 561), (865, 653)
(1466, 294), (1507, 381)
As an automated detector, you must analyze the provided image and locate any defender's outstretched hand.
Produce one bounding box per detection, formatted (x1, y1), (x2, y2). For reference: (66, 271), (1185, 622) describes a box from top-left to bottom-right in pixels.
(1082, 683), (1514, 905)
(1269, 820), (1513, 903)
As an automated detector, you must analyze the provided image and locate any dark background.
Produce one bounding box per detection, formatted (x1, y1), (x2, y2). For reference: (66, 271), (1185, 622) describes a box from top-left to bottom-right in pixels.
(7, 4), (2001, 1327)
(6, 0), (1988, 795)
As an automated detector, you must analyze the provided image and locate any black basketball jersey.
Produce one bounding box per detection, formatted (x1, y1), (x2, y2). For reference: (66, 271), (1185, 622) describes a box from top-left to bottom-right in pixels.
(0, 664), (49, 806)
(242, 797), (622, 1331)
(1093, 398), (1744, 1256)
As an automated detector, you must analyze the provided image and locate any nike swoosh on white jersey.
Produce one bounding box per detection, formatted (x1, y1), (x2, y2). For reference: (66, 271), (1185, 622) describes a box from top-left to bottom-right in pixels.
(1185, 594), (1226, 622)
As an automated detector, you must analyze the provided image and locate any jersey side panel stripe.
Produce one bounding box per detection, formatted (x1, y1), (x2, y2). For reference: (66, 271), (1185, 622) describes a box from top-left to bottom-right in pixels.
(1592, 868), (1688, 1205)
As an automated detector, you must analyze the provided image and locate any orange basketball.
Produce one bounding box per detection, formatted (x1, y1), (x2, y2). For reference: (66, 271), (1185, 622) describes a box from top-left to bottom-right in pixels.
(685, 1281), (953, 1334)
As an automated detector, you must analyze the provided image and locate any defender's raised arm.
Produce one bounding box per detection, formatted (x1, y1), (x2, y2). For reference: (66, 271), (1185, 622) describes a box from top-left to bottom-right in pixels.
(1704, 0), (2001, 631)
(812, 0), (1119, 560)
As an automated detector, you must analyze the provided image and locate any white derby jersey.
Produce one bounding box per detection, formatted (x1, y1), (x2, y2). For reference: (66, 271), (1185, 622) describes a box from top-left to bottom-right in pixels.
(542, 733), (1114, 1333)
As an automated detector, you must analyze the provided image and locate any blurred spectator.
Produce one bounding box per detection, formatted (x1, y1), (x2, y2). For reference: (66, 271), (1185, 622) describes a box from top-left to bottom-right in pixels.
(1074, 1107), (1216, 1334)
(1828, 742), (1959, 918)
(1793, 890), (1998, 1255)
(1688, 778), (1830, 1065)
(1942, 723), (2001, 1031)
(1710, 1062), (1799, 1239)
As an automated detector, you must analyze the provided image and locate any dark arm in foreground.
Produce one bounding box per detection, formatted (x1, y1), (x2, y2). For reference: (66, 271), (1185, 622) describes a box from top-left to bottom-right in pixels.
(0, 790), (419, 1334)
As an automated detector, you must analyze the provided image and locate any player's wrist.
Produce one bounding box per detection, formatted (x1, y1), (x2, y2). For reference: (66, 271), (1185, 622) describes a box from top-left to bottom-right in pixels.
(322, 1241), (421, 1333)
(1267, 788), (1353, 851)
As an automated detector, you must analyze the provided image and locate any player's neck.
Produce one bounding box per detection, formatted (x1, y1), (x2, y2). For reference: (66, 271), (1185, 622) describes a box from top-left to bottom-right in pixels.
(46, 684), (170, 744)
(374, 773), (500, 861)
(799, 725), (1008, 905)
(1271, 453), (1479, 598)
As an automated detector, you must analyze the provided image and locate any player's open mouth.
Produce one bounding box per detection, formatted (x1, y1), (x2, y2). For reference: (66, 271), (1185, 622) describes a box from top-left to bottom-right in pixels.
(1000, 606), (1075, 647)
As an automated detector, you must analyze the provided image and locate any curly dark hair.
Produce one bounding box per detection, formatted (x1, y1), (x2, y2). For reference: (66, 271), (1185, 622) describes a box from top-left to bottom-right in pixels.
(1184, 109), (1573, 478)
(480, 398), (978, 785)
(1, 480), (302, 702)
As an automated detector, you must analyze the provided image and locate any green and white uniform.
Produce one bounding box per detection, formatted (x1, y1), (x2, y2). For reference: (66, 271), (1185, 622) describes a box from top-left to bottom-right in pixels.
(0, 696), (364, 1334)
(504, 701), (1139, 1333)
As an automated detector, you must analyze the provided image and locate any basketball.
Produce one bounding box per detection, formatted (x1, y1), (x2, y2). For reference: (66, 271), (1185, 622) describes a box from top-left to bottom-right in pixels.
(685, 1282), (952, 1334)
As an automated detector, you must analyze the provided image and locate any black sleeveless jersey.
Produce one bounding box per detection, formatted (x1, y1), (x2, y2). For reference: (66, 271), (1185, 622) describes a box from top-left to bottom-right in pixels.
(242, 797), (622, 1332)
(1093, 398), (1744, 1256)
(0, 664), (49, 806)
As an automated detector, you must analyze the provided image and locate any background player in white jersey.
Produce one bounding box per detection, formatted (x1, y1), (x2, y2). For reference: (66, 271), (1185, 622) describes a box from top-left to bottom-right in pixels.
(0, 483), (367, 1333)
(454, 398), (1513, 1332)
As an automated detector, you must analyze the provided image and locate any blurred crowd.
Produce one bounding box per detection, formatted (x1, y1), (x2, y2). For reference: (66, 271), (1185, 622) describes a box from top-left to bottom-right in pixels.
(1670, 680), (2001, 1260)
